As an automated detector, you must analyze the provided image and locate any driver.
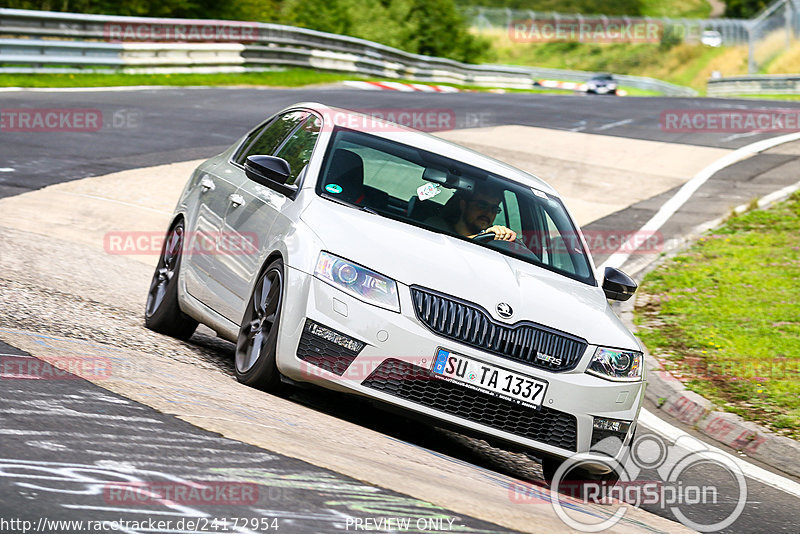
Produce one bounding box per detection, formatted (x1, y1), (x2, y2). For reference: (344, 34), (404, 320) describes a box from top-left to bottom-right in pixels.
(426, 184), (516, 241)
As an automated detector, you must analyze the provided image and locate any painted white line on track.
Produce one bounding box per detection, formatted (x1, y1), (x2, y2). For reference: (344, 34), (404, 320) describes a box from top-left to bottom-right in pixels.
(600, 131), (800, 271)
(720, 130), (766, 143)
(0, 168), (15, 172)
(639, 409), (800, 499)
(595, 118), (634, 131)
(567, 120), (587, 132)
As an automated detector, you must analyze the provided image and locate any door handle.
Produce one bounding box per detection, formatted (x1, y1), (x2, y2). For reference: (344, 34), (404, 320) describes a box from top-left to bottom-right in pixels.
(199, 176), (215, 192)
(229, 193), (245, 208)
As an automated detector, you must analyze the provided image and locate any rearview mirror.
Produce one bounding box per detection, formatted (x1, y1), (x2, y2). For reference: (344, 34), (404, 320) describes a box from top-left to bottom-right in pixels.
(602, 266), (637, 301)
(245, 155), (298, 199)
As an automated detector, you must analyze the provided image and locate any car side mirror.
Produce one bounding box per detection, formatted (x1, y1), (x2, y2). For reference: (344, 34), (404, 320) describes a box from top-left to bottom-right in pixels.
(245, 155), (298, 199)
(602, 266), (637, 301)
(246, 155), (291, 184)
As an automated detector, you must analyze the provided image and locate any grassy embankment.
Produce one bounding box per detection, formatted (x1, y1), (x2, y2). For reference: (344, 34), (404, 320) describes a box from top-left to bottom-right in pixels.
(635, 193), (800, 439)
(476, 0), (800, 96)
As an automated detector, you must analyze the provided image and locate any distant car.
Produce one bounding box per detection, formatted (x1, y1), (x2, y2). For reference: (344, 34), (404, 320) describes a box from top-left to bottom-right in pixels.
(145, 102), (644, 483)
(701, 30), (722, 47)
(585, 74), (618, 95)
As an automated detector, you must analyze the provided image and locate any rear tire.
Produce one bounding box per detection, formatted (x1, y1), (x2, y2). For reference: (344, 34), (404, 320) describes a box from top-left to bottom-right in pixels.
(144, 220), (198, 340)
(234, 259), (285, 392)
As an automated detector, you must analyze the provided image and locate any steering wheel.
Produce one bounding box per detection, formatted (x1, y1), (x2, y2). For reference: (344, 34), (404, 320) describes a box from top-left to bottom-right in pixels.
(474, 231), (541, 261)
(473, 231), (496, 243)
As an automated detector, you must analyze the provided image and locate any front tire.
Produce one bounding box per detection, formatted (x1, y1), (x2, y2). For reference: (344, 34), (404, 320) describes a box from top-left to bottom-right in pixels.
(234, 259), (285, 391)
(144, 219), (198, 340)
(542, 457), (621, 487)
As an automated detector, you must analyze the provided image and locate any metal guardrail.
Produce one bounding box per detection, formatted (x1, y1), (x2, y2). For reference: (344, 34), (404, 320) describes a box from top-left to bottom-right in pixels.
(0, 7), (697, 96)
(463, 0), (800, 74)
(463, 5), (752, 45)
(708, 74), (800, 95)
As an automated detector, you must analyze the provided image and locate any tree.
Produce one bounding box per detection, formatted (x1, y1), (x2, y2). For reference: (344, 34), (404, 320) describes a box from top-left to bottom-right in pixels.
(724, 0), (770, 18)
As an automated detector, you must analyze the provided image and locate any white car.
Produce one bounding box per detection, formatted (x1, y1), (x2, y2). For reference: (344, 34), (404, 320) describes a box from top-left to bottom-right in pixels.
(701, 30), (722, 47)
(145, 102), (645, 482)
(585, 74), (618, 95)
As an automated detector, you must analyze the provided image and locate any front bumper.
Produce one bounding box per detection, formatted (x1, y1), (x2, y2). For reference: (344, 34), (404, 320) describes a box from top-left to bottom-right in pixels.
(277, 266), (644, 465)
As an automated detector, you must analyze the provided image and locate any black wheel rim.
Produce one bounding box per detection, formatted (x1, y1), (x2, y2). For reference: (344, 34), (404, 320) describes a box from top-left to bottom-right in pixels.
(236, 267), (282, 374)
(145, 224), (183, 318)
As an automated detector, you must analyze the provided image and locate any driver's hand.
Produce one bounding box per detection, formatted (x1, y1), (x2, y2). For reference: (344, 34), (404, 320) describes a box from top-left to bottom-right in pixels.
(487, 225), (516, 241)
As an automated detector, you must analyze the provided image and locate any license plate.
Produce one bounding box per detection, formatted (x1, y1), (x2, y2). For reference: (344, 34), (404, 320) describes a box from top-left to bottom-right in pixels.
(431, 348), (547, 409)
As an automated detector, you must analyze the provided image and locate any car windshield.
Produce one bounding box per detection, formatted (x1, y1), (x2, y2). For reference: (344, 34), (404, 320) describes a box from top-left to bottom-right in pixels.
(316, 128), (595, 285)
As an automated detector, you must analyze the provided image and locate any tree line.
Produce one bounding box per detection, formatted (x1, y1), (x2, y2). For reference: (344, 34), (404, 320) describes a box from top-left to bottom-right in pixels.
(2, 0), (489, 63)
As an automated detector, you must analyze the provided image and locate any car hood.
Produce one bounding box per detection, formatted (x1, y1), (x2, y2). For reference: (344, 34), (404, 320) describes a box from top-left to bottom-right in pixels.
(301, 200), (639, 350)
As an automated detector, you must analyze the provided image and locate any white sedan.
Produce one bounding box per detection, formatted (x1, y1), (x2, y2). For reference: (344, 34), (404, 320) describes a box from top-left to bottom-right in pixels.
(145, 102), (645, 483)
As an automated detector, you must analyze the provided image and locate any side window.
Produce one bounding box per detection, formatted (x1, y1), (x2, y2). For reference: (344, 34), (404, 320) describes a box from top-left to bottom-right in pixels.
(541, 206), (587, 277)
(502, 190), (522, 232)
(234, 111), (309, 166)
(273, 115), (321, 185)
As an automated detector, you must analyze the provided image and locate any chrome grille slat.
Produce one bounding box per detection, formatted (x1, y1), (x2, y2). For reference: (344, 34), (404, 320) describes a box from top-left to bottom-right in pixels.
(410, 286), (587, 372)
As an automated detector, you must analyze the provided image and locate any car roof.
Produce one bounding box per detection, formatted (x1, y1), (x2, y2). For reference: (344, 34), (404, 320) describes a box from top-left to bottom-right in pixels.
(286, 102), (559, 196)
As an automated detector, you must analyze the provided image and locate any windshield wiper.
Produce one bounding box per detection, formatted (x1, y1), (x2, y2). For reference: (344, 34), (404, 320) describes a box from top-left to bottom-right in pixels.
(321, 192), (377, 214)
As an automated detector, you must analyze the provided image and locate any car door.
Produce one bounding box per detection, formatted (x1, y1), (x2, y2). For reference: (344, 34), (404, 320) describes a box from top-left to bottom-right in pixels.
(211, 113), (322, 323)
(201, 110), (314, 321)
(182, 159), (248, 303)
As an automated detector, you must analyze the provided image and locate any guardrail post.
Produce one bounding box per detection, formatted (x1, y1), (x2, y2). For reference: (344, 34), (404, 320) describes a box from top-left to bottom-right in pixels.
(747, 23), (756, 73)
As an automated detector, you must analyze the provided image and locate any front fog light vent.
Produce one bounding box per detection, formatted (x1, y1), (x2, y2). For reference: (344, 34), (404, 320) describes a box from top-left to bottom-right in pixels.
(591, 417), (633, 455)
(305, 320), (365, 353)
(593, 418), (632, 434)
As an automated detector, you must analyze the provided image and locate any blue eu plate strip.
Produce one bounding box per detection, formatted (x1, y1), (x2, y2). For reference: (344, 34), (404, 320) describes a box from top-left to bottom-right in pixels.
(434, 349), (449, 374)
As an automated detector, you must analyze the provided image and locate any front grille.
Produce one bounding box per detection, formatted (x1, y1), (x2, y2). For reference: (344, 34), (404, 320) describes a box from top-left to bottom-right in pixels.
(296, 322), (363, 376)
(363, 359), (577, 451)
(410, 286), (587, 372)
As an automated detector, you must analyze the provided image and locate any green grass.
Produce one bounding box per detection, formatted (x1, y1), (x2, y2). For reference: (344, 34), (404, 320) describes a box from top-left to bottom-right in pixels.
(486, 33), (741, 93)
(726, 94), (800, 101)
(459, 0), (712, 18)
(640, 0), (712, 18)
(0, 67), (661, 95)
(635, 192), (800, 438)
(0, 69), (357, 88)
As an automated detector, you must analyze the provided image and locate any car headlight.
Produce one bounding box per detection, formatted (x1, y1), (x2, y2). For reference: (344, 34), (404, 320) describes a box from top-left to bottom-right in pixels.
(314, 251), (400, 312)
(586, 347), (643, 381)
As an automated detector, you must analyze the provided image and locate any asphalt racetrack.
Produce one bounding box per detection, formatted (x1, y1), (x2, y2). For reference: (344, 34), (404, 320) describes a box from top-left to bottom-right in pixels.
(1, 87), (799, 534)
